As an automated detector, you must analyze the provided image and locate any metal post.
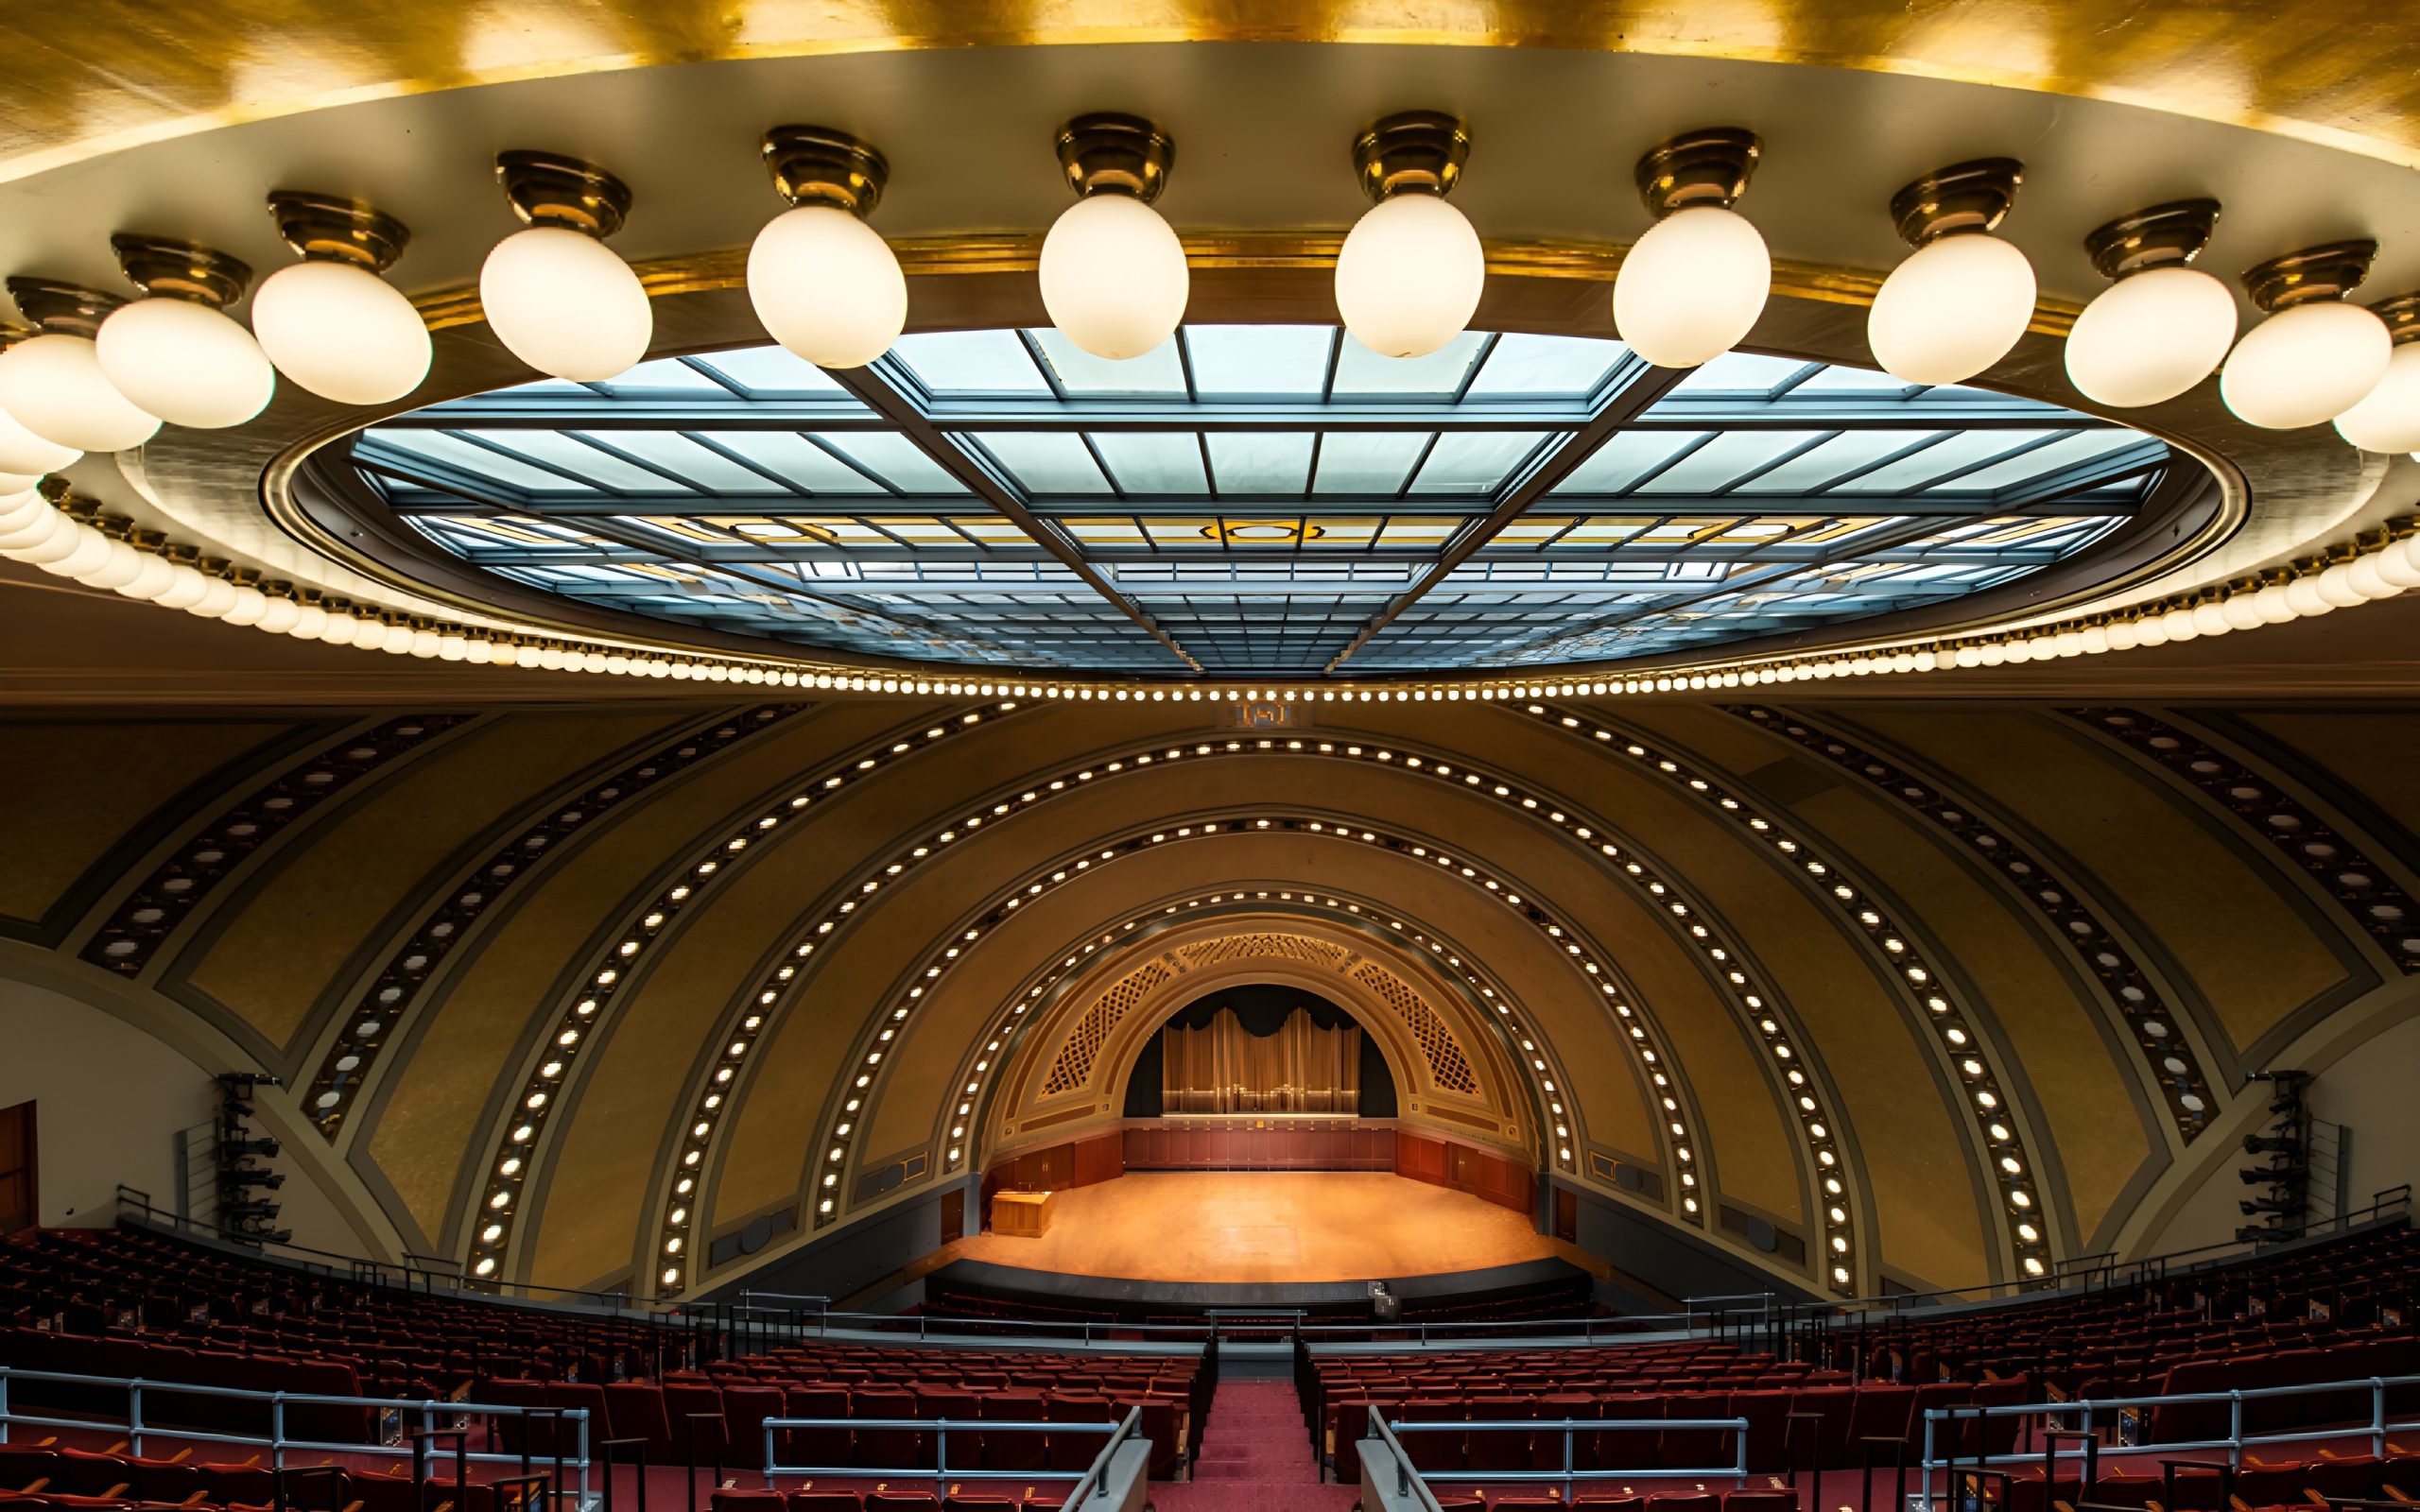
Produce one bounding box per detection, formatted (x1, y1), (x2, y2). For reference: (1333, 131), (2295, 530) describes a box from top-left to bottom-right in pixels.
(129, 1379), (146, 1458)
(1564, 1419), (1576, 1506)
(2226, 1392), (2242, 1470)
(1921, 1409), (1937, 1512)
(272, 1393), (287, 1472)
(2372, 1377), (2387, 1457)
(937, 1419), (949, 1484)
(2, 1367), (11, 1444)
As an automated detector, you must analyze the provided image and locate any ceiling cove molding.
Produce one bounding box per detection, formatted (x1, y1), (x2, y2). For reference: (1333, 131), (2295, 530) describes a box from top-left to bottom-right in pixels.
(1518, 698), (2039, 1281)
(467, 699), (1028, 1286)
(638, 724), (1883, 1291)
(1724, 703), (2222, 1150)
(9, 7), (2420, 177)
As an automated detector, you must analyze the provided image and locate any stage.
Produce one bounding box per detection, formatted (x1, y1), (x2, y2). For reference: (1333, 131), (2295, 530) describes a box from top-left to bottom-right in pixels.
(956, 1170), (1561, 1283)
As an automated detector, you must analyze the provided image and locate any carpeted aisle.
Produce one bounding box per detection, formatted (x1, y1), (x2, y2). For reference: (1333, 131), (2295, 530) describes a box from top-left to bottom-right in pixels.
(1153, 1378), (1358, 1511)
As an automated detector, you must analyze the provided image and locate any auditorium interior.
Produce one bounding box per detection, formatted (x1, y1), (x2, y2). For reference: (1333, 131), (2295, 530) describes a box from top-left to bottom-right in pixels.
(2, 6), (2419, 1511)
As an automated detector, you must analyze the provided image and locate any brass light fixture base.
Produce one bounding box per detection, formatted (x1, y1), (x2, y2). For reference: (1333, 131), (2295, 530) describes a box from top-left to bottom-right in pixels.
(1634, 129), (1761, 216)
(111, 234), (253, 306)
(1353, 110), (1470, 201)
(2084, 199), (2221, 280)
(1889, 158), (2025, 247)
(763, 127), (890, 217)
(2241, 240), (2377, 311)
(494, 151), (633, 237)
(2371, 291), (2420, 345)
(6, 279), (126, 336)
(1055, 113), (1173, 202)
(268, 191), (412, 271)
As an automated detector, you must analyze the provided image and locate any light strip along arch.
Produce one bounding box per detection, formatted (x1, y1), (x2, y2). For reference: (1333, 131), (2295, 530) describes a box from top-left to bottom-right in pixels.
(631, 725), (1872, 1296)
(683, 808), (1679, 1294)
(1522, 698), (2049, 1285)
(461, 699), (1031, 1287)
(1729, 705), (2219, 1145)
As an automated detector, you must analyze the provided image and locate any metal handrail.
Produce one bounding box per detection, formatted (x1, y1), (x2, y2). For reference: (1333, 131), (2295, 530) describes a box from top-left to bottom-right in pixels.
(760, 1413), (1121, 1485)
(0, 1365), (595, 1507)
(1367, 1410), (1449, 1512)
(1055, 1403), (1147, 1507)
(115, 1187), (666, 1317)
(1388, 1414), (1751, 1504)
(1914, 1369), (2420, 1510)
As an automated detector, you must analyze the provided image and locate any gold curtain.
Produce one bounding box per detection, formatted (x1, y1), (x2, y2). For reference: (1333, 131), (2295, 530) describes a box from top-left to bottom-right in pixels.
(1161, 1006), (1361, 1113)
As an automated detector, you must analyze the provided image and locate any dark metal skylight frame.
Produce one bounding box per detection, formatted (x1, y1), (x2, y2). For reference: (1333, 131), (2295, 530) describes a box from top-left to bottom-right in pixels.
(355, 330), (2168, 676)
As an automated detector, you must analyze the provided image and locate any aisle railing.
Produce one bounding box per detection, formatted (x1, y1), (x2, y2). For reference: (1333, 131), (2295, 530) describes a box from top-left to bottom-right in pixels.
(1386, 1414), (1750, 1505)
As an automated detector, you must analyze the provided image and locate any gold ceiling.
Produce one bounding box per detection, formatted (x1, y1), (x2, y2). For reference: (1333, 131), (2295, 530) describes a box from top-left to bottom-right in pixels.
(7, 1), (2420, 181)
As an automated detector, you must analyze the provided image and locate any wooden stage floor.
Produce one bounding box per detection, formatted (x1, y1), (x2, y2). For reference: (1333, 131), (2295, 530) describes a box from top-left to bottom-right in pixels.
(952, 1171), (1559, 1283)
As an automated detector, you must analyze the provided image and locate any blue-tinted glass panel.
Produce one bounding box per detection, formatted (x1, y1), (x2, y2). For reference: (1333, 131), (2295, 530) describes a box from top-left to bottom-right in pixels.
(690, 432), (893, 493)
(1409, 431), (1555, 493)
(365, 430), (596, 492)
(810, 431), (972, 493)
(1090, 432), (1210, 494)
(1633, 430), (1826, 492)
(1330, 332), (1488, 398)
(1205, 432), (1317, 492)
(1465, 334), (1628, 396)
(1186, 326), (1333, 395)
(1549, 431), (1707, 494)
(1948, 430), (2150, 491)
(592, 432), (792, 493)
(590, 359), (734, 395)
(1794, 363), (1920, 393)
(968, 432), (1114, 493)
(1667, 352), (1814, 395)
(692, 346), (856, 398)
(1733, 431), (1937, 494)
(1838, 431), (2056, 491)
(891, 330), (1050, 394)
(1314, 433), (1432, 494)
(1029, 329), (1188, 396)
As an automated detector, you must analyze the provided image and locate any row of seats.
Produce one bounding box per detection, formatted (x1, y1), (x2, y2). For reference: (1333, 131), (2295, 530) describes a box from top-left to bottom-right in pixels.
(713, 1491), (1069, 1510)
(0, 1442), (548, 1512)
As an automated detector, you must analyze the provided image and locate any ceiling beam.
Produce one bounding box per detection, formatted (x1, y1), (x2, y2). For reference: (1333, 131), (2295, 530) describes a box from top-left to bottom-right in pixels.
(821, 365), (1204, 673)
(1322, 360), (1696, 671)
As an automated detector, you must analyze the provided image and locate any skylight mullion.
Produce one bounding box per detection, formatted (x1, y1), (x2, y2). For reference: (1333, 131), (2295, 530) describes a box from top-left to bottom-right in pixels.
(1449, 333), (1503, 404)
(674, 355), (752, 399)
(444, 428), (646, 497)
(675, 431), (819, 498)
(1808, 432), (1959, 493)
(1711, 431), (1841, 495)
(794, 430), (912, 495)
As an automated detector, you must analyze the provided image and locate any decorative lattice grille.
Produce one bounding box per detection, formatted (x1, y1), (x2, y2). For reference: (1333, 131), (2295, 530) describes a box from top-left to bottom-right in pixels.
(1176, 933), (1349, 970)
(1043, 959), (1170, 1094)
(1352, 961), (1478, 1093)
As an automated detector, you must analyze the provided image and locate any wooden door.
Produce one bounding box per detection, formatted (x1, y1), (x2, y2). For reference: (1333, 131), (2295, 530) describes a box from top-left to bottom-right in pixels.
(939, 1188), (964, 1245)
(1554, 1187), (1578, 1244)
(0, 1101), (35, 1234)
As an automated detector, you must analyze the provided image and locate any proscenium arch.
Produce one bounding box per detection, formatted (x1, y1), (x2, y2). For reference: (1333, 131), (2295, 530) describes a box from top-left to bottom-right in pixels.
(986, 911), (1541, 1162)
(670, 804), (1847, 1301)
(611, 722), (1896, 1295)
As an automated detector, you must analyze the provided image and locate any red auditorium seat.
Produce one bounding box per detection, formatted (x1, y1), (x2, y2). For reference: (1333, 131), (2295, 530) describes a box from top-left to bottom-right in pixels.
(605, 1382), (680, 1461)
(723, 1383), (787, 1466)
(1726, 1389), (1791, 1473)
(980, 1390), (1049, 1474)
(1401, 1397), (1469, 1473)
(1042, 1392), (1113, 1474)
(862, 1492), (942, 1511)
(665, 1381), (729, 1462)
(911, 1386), (982, 1470)
(713, 1488), (787, 1512)
(1723, 1490), (1799, 1512)
(1643, 1491), (1720, 1512)
(786, 1384), (854, 1469)
(788, 1492), (866, 1511)
(2232, 1460), (2323, 1506)
(1588, 1394), (1664, 1470)
(1465, 1394), (1538, 1474)
(853, 1387), (928, 1470)
(1658, 1389), (1732, 1469)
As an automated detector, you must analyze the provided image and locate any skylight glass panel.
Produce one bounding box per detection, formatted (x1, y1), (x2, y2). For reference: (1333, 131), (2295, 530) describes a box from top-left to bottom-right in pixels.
(1329, 331), (1488, 397)
(1028, 329), (1188, 397)
(891, 330), (1050, 395)
(1947, 430), (2152, 492)
(1732, 431), (1939, 494)
(810, 431), (970, 493)
(1794, 363), (1920, 393)
(582, 432), (790, 493)
(692, 346), (857, 399)
(1089, 432), (1209, 494)
(1185, 326), (1333, 395)
(1313, 432), (1431, 494)
(363, 429), (598, 493)
(967, 432), (1114, 493)
(589, 358), (735, 395)
(1409, 431), (1555, 492)
(1838, 430), (2057, 491)
(461, 430), (685, 491)
(687, 432), (893, 493)
(1464, 334), (1628, 397)
(1667, 352), (1814, 395)
(1204, 431), (1316, 492)
(1549, 430), (1709, 494)
(1633, 430), (1826, 493)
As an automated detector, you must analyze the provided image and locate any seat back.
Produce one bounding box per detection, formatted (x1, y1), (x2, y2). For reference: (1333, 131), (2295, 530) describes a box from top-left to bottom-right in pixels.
(852, 1386), (929, 1470)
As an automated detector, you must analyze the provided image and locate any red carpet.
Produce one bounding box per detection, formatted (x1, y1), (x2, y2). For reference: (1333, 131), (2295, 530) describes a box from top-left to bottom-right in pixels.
(1154, 1378), (1357, 1511)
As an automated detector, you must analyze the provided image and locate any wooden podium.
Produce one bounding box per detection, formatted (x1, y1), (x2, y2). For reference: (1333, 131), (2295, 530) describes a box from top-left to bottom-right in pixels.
(994, 1189), (1056, 1237)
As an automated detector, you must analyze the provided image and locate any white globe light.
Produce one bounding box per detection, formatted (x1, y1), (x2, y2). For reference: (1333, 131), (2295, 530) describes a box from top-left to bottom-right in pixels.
(748, 205), (908, 369)
(2190, 602), (2232, 637)
(187, 578), (237, 618)
(1039, 194), (1188, 361)
(2251, 583), (2299, 623)
(2221, 301), (2390, 429)
(2284, 576), (2335, 617)
(79, 540), (147, 590)
(0, 401), (79, 476)
(0, 507), (71, 558)
(320, 612), (364, 646)
(255, 597), (302, 635)
(2135, 616), (2170, 647)
(153, 563), (212, 610)
(220, 585), (268, 625)
(2105, 620), (2140, 650)
(479, 226), (652, 381)
(2314, 562), (2367, 608)
(0, 334), (162, 453)
(2345, 556), (2401, 599)
(251, 260), (433, 406)
(288, 604), (330, 639)
(2375, 542), (2420, 590)
(1614, 206), (1771, 369)
(1336, 193), (1486, 359)
(2333, 342), (2420, 453)
(2220, 594), (2266, 631)
(1869, 233), (2037, 385)
(95, 298), (275, 430)
(2065, 266), (2238, 407)
(40, 524), (113, 577)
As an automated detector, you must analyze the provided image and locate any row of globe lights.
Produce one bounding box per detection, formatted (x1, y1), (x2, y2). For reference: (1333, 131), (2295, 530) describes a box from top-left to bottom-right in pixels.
(5, 113), (2420, 489)
(5, 473), (2415, 695)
